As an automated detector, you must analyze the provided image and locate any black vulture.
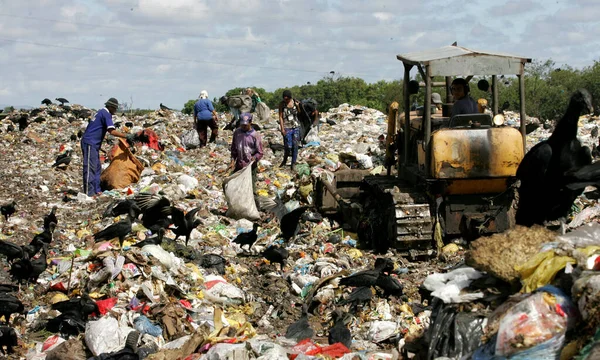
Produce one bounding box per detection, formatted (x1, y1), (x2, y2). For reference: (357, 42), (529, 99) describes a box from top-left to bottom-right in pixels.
(93, 210), (134, 248)
(43, 206), (58, 230)
(46, 294), (99, 337)
(52, 150), (73, 168)
(41, 98), (52, 106)
(232, 223), (258, 248)
(132, 228), (164, 248)
(339, 258), (394, 288)
(0, 292), (24, 324)
(30, 222), (55, 245)
(1, 201), (16, 221)
(262, 245), (289, 269)
(563, 161), (600, 191)
(55, 98), (69, 105)
(0, 241), (26, 263)
(160, 103), (171, 111)
(0, 239), (42, 263)
(516, 89), (594, 226)
(134, 193), (172, 233)
(285, 305), (314, 341)
(17, 114), (28, 131)
(171, 206), (201, 247)
(375, 274), (404, 297)
(0, 325), (17, 354)
(328, 310), (352, 348)
(280, 207), (309, 240)
(338, 286), (373, 312)
(268, 142), (285, 153)
(28, 244), (49, 283)
(103, 199), (141, 219)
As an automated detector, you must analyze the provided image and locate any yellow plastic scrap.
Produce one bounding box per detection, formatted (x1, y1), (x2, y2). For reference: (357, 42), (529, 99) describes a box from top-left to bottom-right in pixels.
(88, 292), (105, 299)
(50, 293), (69, 304)
(151, 162), (166, 172)
(276, 172), (291, 180)
(516, 250), (576, 293)
(299, 184), (313, 199)
(515, 251), (554, 280)
(273, 180), (282, 188)
(346, 249), (363, 259)
(256, 189), (269, 197)
(398, 303), (414, 315)
(326, 153), (339, 162)
(77, 229), (91, 239)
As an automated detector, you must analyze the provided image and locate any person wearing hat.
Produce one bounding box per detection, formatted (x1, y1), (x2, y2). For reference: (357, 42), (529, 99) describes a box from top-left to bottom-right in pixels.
(431, 92), (443, 111)
(193, 90), (218, 147)
(278, 89), (302, 170)
(229, 112), (263, 190)
(80, 97), (134, 196)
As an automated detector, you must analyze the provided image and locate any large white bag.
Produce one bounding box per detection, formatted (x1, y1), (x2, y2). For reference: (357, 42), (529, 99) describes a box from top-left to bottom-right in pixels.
(223, 164), (260, 221)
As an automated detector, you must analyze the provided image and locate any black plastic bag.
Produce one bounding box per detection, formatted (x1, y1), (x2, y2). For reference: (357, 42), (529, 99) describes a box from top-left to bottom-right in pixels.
(427, 299), (487, 360)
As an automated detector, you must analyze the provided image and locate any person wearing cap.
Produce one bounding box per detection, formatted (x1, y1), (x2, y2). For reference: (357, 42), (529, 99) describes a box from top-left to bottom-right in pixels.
(431, 92), (443, 111)
(278, 89), (302, 170)
(193, 90), (218, 147)
(450, 78), (478, 117)
(229, 113), (263, 190)
(80, 98), (133, 196)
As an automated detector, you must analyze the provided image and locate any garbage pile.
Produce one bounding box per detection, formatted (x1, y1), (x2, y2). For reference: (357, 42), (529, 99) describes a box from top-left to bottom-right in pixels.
(0, 102), (598, 360)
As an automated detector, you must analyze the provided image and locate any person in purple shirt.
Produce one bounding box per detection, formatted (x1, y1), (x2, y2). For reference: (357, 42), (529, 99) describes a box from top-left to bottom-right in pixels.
(229, 113), (263, 190)
(193, 90), (218, 147)
(80, 98), (132, 196)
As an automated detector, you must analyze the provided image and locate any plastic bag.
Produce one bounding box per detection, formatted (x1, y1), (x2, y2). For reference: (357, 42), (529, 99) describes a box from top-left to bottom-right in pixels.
(85, 317), (132, 356)
(100, 139), (144, 190)
(134, 315), (163, 337)
(515, 250), (575, 293)
(304, 126), (320, 144)
(223, 164), (260, 221)
(180, 129), (200, 150)
(557, 222), (600, 249)
(495, 288), (576, 358)
(255, 102), (270, 123)
(423, 267), (484, 303)
(427, 299), (486, 360)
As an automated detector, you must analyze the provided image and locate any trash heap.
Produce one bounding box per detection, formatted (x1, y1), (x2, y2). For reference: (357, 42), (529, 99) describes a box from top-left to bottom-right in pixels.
(0, 102), (598, 360)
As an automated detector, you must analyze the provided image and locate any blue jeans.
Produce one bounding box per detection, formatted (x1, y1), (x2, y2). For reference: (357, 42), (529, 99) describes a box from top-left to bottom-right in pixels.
(283, 127), (299, 165)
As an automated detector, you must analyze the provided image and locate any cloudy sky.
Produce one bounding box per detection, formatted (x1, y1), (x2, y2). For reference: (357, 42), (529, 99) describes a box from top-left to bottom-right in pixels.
(0, 0), (598, 109)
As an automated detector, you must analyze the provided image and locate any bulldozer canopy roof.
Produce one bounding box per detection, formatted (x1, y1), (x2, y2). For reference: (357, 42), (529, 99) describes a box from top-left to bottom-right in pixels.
(396, 45), (531, 77)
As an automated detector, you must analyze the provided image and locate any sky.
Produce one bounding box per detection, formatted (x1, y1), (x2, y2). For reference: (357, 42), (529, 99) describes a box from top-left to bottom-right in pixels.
(0, 0), (599, 109)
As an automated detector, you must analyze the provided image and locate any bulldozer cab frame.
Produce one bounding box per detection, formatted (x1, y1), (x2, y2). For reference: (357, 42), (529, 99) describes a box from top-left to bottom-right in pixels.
(395, 45), (532, 180)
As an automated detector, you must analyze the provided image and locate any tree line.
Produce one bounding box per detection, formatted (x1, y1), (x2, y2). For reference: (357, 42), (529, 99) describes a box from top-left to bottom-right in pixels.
(183, 59), (600, 122)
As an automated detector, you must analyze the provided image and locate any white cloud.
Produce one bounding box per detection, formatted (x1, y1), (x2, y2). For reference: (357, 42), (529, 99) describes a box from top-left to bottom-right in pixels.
(0, 0), (597, 109)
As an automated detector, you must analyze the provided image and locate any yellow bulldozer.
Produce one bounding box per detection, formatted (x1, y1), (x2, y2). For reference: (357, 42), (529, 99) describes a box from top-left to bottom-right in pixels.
(341, 45), (532, 257)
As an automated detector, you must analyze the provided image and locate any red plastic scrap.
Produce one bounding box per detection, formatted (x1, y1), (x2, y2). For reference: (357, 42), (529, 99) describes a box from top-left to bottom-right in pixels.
(95, 297), (118, 315)
(42, 335), (61, 352)
(179, 299), (192, 310)
(318, 343), (351, 358)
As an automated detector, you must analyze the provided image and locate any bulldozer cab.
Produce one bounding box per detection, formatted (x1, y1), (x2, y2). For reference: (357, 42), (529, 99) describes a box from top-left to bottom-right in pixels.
(394, 45), (531, 184)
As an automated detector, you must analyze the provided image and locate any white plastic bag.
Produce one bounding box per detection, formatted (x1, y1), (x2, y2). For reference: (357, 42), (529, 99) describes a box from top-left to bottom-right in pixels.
(255, 102), (271, 123)
(180, 129), (200, 150)
(85, 317), (132, 356)
(423, 267), (484, 303)
(223, 164), (260, 221)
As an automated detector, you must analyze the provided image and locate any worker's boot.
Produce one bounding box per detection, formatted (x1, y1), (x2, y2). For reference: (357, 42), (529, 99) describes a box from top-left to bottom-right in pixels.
(125, 330), (140, 353)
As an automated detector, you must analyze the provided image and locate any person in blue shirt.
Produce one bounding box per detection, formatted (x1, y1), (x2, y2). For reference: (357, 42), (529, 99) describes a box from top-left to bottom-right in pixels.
(81, 97), (132, 196)
(193, 90), (218, 147)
